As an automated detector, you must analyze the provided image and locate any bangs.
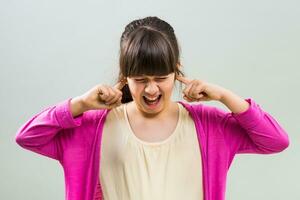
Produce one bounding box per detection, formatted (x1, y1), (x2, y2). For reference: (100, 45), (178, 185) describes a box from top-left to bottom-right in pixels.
(120, 28), (176, 77)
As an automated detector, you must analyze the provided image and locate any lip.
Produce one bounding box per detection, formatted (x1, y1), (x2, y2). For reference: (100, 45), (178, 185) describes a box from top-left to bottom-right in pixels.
(143, 94), (161, 99)
(142, 95), (162, 109)
(143, 95), (161, 100)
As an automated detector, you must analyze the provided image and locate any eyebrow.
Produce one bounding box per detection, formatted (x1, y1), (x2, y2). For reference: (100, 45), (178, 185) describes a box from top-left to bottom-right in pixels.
(133, 75), (169, 79)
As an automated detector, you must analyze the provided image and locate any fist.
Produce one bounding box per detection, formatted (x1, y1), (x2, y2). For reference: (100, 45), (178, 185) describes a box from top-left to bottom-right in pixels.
(80, 80), (126, 110)
(176, 75), (226, 102)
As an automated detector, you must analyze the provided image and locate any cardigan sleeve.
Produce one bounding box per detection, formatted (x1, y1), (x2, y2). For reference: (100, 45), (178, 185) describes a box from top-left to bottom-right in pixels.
(15, 98), (93, 161)
(201, 98), (290, 156)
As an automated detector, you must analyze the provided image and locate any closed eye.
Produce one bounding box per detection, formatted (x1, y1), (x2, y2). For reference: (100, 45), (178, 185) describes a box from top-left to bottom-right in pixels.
(134, 77), (168, 82)
(135, 79), (146, 82)
(155, 78), (167, 81)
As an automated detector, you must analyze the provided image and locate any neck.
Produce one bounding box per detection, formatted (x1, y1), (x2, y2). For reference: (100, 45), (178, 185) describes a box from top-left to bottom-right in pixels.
(129, 101), (177, 120)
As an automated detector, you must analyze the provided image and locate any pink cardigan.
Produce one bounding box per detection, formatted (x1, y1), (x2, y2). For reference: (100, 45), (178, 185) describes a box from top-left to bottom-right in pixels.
(15, 98), (289, 200)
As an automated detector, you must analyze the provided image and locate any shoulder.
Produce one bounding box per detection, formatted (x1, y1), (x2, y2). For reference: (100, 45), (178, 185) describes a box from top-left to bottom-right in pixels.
(81, 104), (126, 128)
(81, 108), (110, 127)
(178, 98), (262, 130)
(178, 101), (227, 120)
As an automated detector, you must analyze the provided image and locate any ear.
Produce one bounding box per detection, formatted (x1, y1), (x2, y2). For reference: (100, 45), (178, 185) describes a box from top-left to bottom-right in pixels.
(122, 76), (127, 83)
(175, 62), (182, 78)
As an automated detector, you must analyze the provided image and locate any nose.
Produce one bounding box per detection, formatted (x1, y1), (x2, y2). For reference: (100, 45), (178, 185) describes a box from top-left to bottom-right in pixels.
(144, 81), (160, 96)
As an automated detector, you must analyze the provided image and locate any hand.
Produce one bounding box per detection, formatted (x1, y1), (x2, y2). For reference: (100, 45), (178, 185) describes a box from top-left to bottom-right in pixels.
(176, 75), (227, 102)
(79, 79), (127, 110)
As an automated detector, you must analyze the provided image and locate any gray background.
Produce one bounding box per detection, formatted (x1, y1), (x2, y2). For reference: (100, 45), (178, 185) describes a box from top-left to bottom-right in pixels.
(1, 0), (299, 199)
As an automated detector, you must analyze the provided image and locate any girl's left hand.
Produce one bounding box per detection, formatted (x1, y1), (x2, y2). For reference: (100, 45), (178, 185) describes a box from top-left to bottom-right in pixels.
(176, 75), (227, 102)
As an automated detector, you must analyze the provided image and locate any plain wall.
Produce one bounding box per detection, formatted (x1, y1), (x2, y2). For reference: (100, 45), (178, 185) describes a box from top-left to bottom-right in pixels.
(1, 0), (299, 199)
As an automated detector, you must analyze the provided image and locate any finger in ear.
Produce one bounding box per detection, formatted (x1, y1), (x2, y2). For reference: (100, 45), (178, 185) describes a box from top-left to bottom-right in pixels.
(183, 81), (194, 96)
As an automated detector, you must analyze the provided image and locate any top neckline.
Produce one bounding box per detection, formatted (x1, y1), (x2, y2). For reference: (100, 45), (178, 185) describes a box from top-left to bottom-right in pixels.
(123, 102), (182, 146)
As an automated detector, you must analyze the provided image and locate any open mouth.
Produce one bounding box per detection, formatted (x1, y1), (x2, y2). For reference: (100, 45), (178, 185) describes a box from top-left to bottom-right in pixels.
(143, 95), (162, 106)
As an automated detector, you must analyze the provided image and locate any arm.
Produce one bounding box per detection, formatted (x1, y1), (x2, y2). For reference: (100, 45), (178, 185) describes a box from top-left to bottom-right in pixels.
(15, 98), (84, 161)
(70, 96), (90, 117)
(219, 88), (249, 114)
(15, 81), (124, 161)
(175, 75), (290, 155)
(212, 97), (290, 155)
(220, 90), (289, 154)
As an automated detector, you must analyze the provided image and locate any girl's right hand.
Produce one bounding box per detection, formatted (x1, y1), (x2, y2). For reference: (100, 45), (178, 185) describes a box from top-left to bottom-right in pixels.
(79, 80), (127, 110)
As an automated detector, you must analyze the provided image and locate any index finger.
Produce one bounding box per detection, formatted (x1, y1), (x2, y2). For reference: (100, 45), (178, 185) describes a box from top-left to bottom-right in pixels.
(176, 75), (192, 85)
(113, 79), (127, 90)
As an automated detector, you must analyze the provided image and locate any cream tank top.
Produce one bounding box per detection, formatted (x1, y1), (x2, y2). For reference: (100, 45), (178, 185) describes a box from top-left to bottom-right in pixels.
(99, 102), (203, 200)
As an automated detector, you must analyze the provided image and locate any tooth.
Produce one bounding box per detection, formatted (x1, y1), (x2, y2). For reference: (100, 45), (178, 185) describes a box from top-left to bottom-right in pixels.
(147, 97), (158, 100)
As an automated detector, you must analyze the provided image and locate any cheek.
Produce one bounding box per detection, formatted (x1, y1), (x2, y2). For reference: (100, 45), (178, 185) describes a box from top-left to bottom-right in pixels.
(162, 81), (175, 94)
(128, 83), (142, 97)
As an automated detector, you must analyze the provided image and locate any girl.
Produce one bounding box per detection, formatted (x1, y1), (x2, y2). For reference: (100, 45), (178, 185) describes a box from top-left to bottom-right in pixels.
(15, 16), (289, 200)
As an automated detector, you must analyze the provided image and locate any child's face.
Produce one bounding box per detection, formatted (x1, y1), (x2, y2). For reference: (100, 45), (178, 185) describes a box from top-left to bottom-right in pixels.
(126, 72), (175, 117)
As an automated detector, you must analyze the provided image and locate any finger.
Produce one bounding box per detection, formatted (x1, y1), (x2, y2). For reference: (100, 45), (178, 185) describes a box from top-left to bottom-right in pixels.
(189, 83), (204, 99)
(112, 87), (123, 97)
(99, 86), (114, 103)
(106, 90), (121, 105)
(183, 81), (195, 97)
(198, 96), (210, 101)
(114, 79), (127, 90)
(104, 87), (117, 103)
(98, 86), (109, 101)
(184, 93), (205, 102)
(118, 96), (122, 103)
(183, 94), (195, 102)
(176, 75), (192, 85)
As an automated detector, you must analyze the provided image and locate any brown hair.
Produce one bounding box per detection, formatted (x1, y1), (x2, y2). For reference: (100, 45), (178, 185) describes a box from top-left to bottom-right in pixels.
(118, 16), (184, 103)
